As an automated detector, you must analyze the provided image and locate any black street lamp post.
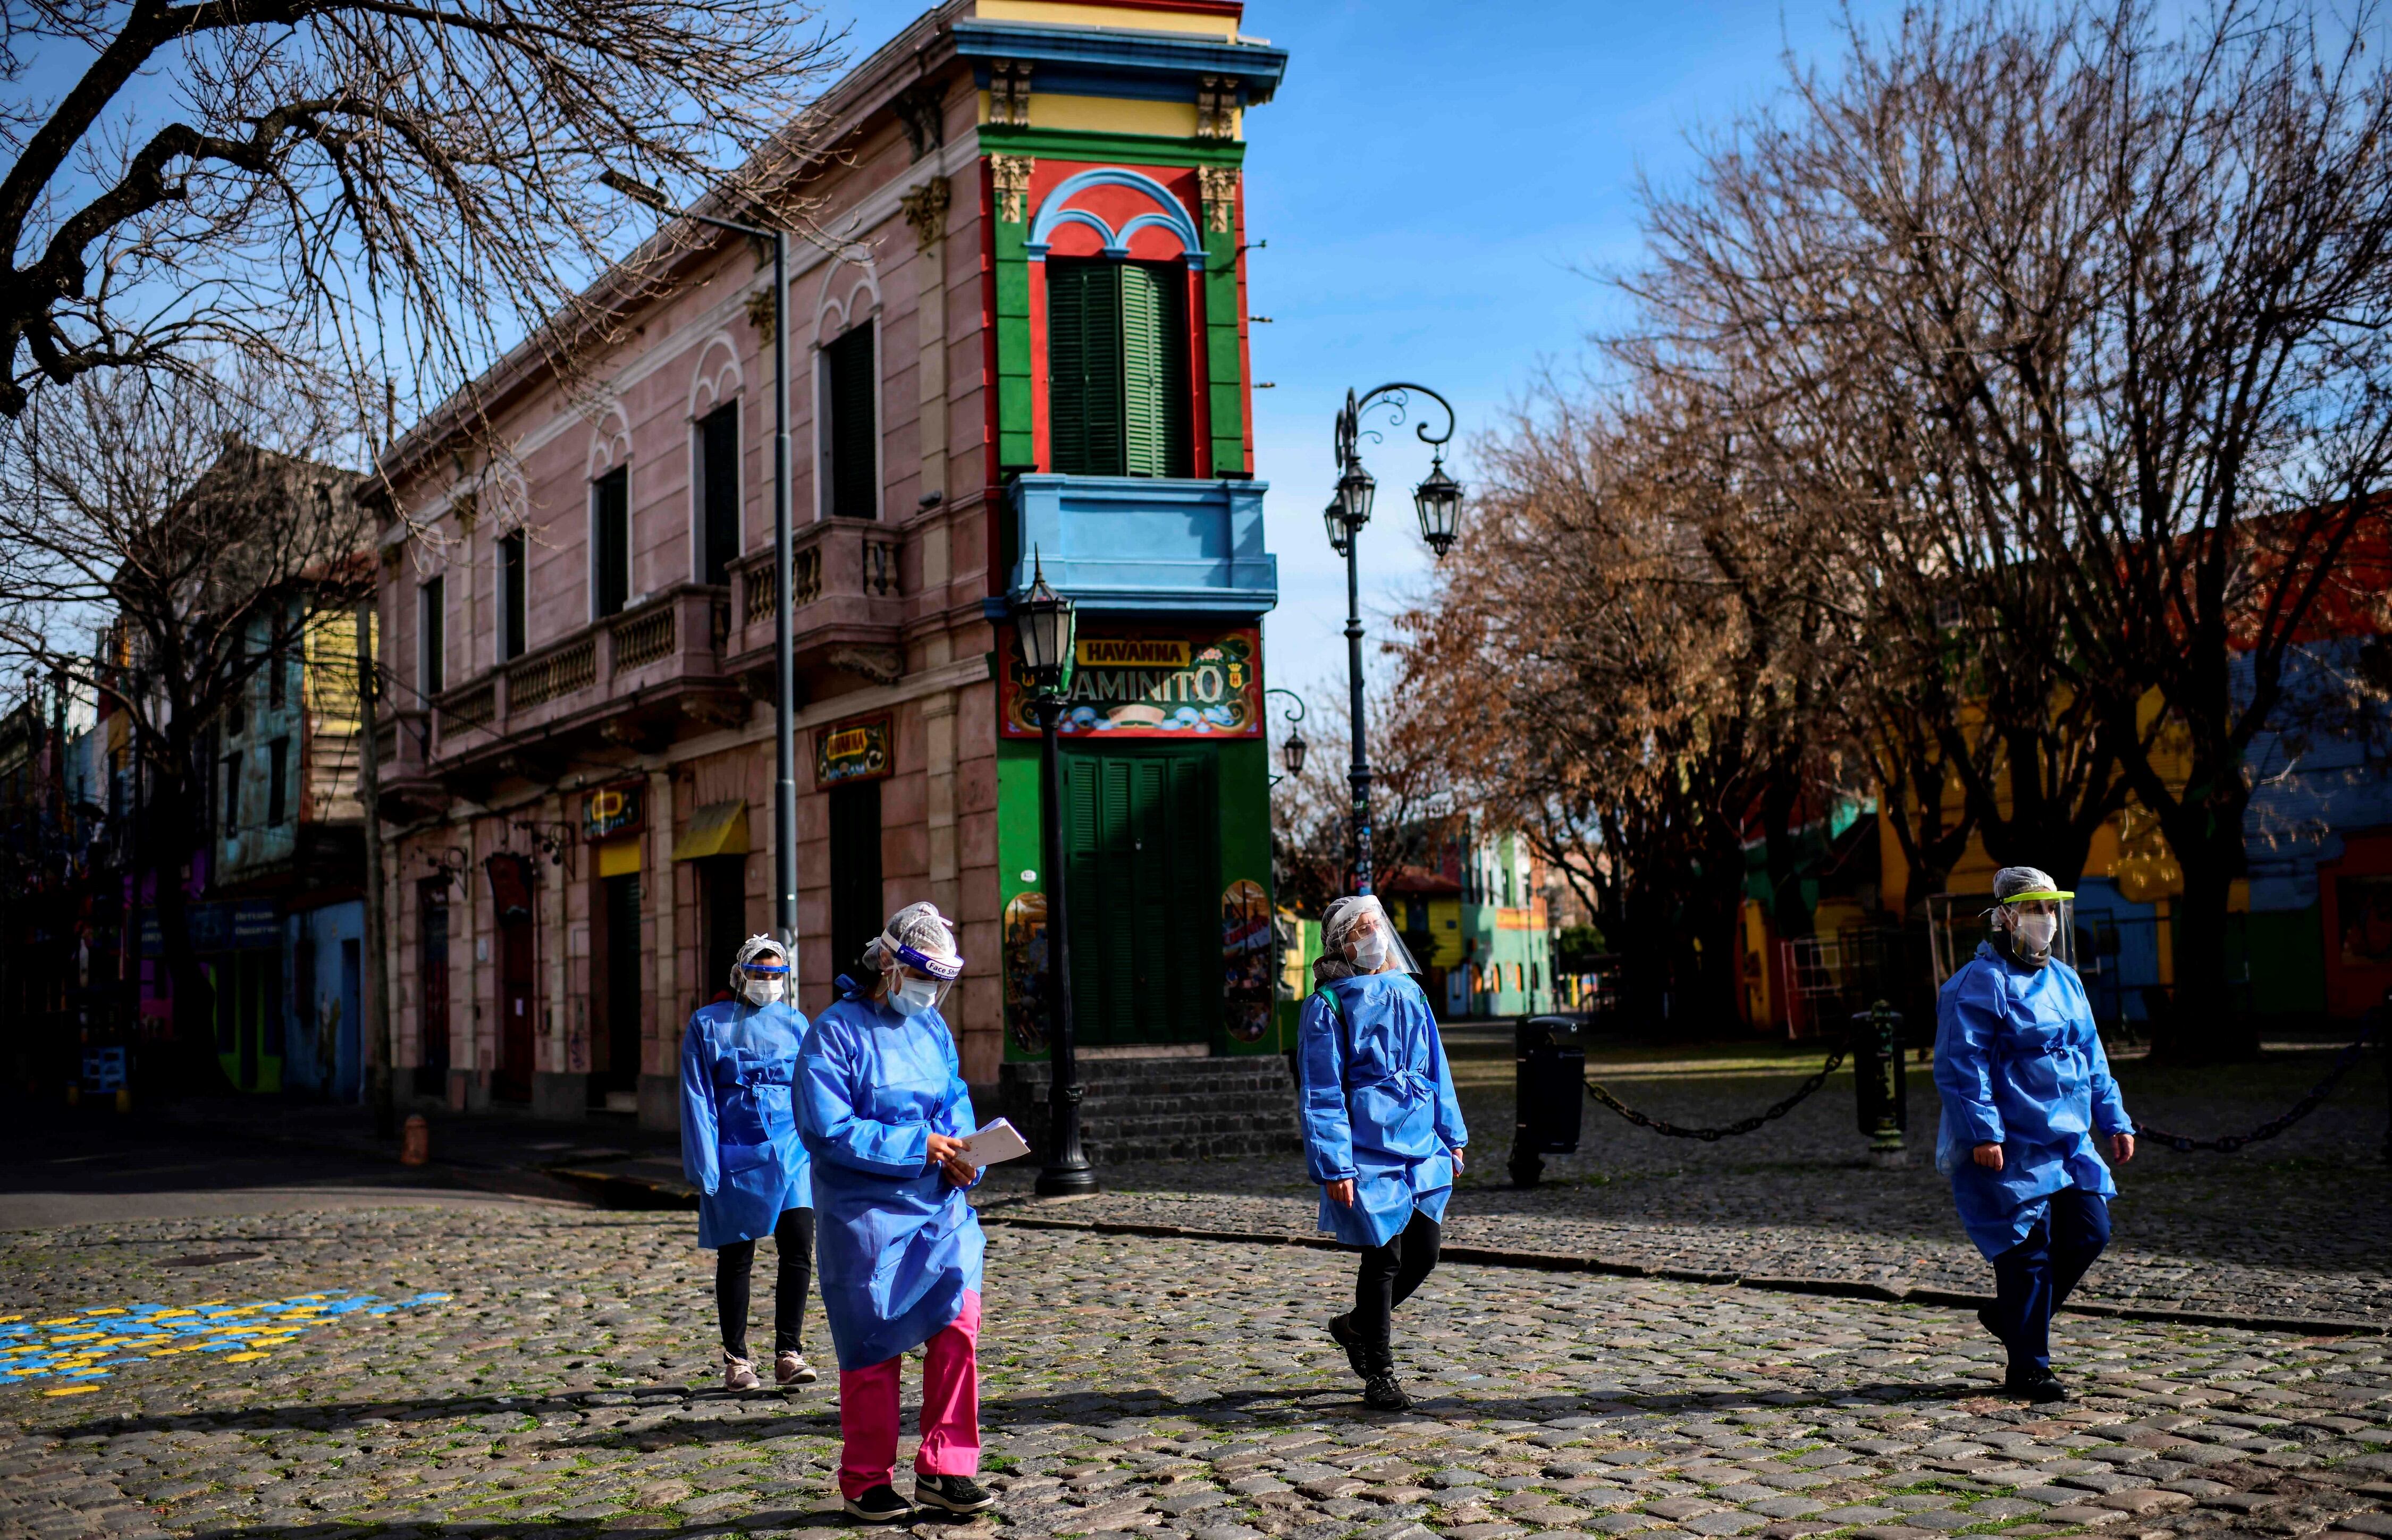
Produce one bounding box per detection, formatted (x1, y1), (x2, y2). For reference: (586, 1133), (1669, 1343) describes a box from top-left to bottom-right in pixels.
(600, 172), (799, 954)
(1013, 556), (1096, 1196)
(1326, 384), (1461, 894)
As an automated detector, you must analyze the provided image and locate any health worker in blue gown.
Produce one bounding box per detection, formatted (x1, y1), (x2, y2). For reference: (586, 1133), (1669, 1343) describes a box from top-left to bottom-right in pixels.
(798, 901), (994, 1526)
(1298, 893), (1469, 1414)
(679, 934), (819, 1393)
(1934, 865), (2136, 1405)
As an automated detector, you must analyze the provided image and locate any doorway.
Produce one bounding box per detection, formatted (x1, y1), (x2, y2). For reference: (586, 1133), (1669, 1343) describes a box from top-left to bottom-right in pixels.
(495, 917), (534, 1102)
(1060, 746), (1217, 1047)
(418, 882), (450, 1095)
(697, 854), (747, 1010)
(828, 780), (883, 985)
(597, 873), (643, 1097)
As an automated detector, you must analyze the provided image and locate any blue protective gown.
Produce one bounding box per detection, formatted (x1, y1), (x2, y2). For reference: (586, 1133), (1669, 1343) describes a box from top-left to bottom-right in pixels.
(1934, 941), (2135, 1260)
(679, 998), (814, 1250)
(1298, 972), (1470, 1249)
(797, 996), (986, 1372)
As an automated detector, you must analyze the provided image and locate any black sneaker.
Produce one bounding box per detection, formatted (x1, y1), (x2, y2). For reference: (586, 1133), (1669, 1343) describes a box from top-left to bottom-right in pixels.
(1361, 1370), (1412, 1412)
(1327, 1313), (1368, 1378)
(2002, 1366), (2069, 1403)
(914, 1474), (995, 1514)
(845, 1484), (914, 1522)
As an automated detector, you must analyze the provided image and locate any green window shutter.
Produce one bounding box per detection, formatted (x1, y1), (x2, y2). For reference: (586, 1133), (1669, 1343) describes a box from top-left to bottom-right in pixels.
(1048, 260), (1127, 476)
(1119, 263), (1191, 479)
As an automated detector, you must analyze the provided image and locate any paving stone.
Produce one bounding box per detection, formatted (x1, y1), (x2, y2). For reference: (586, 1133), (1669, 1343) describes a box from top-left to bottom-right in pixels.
(2329, 1516), (2392, 1538)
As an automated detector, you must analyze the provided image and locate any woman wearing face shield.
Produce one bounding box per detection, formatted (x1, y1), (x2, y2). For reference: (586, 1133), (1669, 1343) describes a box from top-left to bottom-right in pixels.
(678, 935), (818, 1392)
(1296, 894), (1468, 1412)
(796, 901), (992, 1524)
(1933, 865), (2137, 1404)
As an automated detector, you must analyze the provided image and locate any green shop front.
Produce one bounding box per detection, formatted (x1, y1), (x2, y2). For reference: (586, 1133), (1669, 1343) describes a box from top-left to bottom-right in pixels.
(990, 483), (1279, 1064)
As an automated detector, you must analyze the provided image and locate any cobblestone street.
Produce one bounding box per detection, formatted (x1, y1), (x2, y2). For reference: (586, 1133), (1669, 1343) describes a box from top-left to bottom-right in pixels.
(970, 1033), (2392, 1332)
(6, 1204), (2392, 1540)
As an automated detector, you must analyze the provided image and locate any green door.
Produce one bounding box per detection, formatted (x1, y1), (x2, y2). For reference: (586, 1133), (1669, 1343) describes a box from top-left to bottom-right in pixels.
(1063, 746), (1217, 1047)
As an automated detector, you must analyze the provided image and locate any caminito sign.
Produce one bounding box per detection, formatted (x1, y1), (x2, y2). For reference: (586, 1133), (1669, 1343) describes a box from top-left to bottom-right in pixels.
(999, 626), (1261, 738)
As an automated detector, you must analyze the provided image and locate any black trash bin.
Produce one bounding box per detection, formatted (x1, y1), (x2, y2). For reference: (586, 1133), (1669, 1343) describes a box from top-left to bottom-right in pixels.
(1509, 1014), (1586, 1188)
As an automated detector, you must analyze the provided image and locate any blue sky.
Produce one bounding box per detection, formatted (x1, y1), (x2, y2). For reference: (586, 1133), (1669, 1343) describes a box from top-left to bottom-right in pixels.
(826, 0), (1916, 699)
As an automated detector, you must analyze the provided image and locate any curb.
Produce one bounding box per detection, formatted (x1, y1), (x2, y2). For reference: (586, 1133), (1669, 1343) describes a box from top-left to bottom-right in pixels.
(547, 1167), (700, 1209)
(975, 1212), (2390, 1338)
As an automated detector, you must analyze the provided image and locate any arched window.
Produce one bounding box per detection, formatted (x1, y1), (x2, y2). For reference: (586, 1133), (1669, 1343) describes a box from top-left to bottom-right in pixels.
(1028, 168), (1205, 480)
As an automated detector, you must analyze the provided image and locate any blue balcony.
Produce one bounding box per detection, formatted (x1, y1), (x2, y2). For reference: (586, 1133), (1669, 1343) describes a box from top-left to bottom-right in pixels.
(1007, 476), (1277, 615)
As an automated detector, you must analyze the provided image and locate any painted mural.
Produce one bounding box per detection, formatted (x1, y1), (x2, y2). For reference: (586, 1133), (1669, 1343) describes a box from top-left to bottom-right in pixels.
(1000, 627), (1261, 739)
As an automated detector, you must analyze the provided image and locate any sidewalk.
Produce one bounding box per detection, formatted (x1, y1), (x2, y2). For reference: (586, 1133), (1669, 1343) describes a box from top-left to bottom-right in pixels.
(151, 1093), (702, 1209)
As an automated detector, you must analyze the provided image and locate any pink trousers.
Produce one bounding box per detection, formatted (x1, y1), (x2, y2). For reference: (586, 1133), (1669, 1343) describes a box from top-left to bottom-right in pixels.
(837, 1290), (980, 1500)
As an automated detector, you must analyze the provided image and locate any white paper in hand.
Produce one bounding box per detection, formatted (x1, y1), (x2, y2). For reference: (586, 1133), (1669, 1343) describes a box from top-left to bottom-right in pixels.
(957, 1118), (1031, 1168)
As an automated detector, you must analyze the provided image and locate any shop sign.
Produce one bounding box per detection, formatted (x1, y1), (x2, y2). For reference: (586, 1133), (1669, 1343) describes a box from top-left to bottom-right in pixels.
(999, 625), (1261, 738)
(138, 899), (280, 957)
(816, 712), (894, 785)
(581, 782), (644, 842)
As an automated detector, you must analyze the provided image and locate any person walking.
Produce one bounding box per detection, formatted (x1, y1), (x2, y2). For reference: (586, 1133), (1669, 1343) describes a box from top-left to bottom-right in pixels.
(1934, 865), (2136, 1403)
(679, 934), (818, 1392)
(1298, 893), (1468, 1412)
(797, 901), (993, 1524)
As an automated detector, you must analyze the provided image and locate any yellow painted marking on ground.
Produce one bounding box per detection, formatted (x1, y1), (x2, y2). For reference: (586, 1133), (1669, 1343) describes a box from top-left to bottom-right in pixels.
(47, 1332), (103, 1342)
(151, 1309), (195, 1319)
(42, 1385), (104, 1395)
(36, 1317), (79, 1326)
(82, 1308), (124, 1317)
(222, 1351), (271, 1363)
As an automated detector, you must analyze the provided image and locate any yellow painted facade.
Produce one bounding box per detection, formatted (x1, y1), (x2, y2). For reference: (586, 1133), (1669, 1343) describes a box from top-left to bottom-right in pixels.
(974, 0), (1244, 39)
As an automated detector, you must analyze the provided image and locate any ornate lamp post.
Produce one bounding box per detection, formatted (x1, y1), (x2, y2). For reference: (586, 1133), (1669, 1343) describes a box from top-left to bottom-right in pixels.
(600, 171), (798, 954)
(1325, 384), (1462, 893)
(1014, 556), (1096, 1196)
(1264, 686), (1308, 785)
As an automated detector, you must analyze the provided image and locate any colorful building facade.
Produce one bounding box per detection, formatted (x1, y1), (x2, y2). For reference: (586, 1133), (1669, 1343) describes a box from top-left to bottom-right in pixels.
(376, 0), (1287, 1123)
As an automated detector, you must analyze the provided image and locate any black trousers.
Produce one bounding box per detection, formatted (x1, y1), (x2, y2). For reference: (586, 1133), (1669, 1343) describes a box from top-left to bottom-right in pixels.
(716, 1206), (814, 1359)
(1353, 1209), (1442, 1346)
(1987, 1189), (2110, 1373)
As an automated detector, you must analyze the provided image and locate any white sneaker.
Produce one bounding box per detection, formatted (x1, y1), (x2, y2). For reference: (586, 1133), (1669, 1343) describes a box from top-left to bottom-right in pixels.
(774, 1350), (818, 1386)
(723, 1351), (761, 1391)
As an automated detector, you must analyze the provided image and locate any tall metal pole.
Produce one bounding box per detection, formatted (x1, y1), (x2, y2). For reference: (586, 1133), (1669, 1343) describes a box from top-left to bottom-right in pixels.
(1035, 696), (1096, 1194)
(772, 231), (797, 959)
(1344, 529), (1373, 896)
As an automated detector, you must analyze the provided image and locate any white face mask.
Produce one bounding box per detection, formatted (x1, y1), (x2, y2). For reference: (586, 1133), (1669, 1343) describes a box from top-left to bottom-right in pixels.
(891, 974), (941, 1017)
(741, 977), (785, 1006)
(1351, 932), (1389, 973)
(2011, 912), (2057, 960)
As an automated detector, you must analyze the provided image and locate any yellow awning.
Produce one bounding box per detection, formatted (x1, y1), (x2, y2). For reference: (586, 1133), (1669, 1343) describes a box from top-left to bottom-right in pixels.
(595, 836), (642, 878)
(672, 800), (750, 861)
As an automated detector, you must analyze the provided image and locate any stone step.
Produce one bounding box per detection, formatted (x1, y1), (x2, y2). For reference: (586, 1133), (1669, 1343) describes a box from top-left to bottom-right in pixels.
(992, 1052), (1301, 1164)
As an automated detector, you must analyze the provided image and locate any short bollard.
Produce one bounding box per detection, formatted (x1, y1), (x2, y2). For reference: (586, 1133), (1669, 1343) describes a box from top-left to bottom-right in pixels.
(1850, 1000), (1908, 1165)
(1509, 1015), (1587, 1189)
(400, 1113), (431, 1166)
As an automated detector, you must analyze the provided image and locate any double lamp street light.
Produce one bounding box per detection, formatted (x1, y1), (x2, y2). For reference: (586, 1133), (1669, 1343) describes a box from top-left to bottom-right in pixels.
(1325, 383), (1463, 896)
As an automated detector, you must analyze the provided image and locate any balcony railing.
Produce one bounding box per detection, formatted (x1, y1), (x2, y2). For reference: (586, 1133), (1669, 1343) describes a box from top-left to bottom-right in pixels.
(726, 519), (905, 664)
(508, 636), (596, 710)
(1007, 475), (1275, 613)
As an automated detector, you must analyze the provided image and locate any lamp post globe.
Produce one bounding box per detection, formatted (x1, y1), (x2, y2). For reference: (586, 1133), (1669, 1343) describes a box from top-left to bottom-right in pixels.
(1014, 555), (1075, 691)
(1413, 458), (1463, 558)
(1323, 500), (1350, 556)
(1336, 463), (1377, 526)
(1283, 728), (1308, 780)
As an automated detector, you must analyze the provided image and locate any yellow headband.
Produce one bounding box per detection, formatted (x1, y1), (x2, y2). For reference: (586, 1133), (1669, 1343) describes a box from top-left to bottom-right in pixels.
(2001, 889), (2074, 903)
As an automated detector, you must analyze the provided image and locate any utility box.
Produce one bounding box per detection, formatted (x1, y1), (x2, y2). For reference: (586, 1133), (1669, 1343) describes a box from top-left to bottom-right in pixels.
(1509, 1014), (1586, 1188)
(1850, 1001), (1907, 1161)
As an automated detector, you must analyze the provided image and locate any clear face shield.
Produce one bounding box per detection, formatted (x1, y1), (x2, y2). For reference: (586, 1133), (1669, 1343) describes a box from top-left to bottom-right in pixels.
(1989, 891), (2075, 968)
(729, 935), (790, 1008)
(1325, 894), (1419, 976)
(872, 903), (965, 1017)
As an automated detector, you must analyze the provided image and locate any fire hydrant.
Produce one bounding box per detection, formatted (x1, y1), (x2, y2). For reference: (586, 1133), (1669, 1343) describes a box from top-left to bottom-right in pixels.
(400, 1113), (431, 1166)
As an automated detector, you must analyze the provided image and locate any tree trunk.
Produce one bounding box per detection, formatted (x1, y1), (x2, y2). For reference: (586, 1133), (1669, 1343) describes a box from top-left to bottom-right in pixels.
(2151, 797), (2256, 1064)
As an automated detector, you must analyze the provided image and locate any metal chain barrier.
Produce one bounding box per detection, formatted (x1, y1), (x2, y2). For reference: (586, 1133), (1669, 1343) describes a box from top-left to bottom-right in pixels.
(1585, 1045), (1848, 1141)
(2133, 1021), (2382, 1153)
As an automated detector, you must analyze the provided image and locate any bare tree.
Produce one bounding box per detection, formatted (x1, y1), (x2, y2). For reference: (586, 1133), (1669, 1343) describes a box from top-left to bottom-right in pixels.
(1625, 0), (2392, 1055)
(0, 0), (844, 421)
(0, 367), (374, 1081)
(1268, 673), (1463, 917)
(1393, 385), (1849, 1031)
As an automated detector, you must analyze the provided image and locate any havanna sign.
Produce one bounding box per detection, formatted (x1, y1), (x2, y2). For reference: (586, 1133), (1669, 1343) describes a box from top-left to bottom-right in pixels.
(1000, 626), (1260, 739)
(816, 712), (894, 785)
